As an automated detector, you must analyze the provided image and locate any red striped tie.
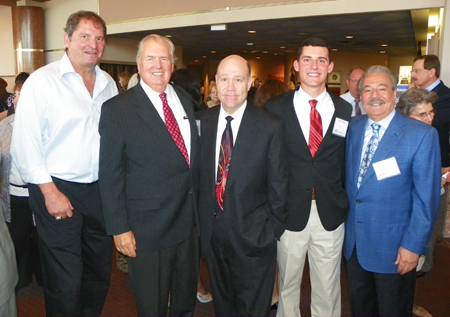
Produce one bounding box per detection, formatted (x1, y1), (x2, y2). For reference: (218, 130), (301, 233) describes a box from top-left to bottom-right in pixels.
(308, 99), (322, 157)
(159, 92), (190, 167)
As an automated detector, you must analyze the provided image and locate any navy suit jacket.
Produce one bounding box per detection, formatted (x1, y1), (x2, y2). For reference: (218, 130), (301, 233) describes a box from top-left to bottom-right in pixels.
(99, 83), (199, 253)
(344, 110), (441, 274)
(196, 103), (289, 261)
(430, 81), (450, 167)
(266, 89), (352, 231)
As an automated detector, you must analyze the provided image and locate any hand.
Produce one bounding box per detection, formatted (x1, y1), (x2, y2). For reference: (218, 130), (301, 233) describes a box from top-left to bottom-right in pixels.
(38, 182), (74, 219)
(114, 231), (137, 258)
(442, 167), (450, 185)
(395, 247), (419, 275)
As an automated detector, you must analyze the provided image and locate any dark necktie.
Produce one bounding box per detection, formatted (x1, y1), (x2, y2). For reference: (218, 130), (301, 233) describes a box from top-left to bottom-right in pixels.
(357, 122), (381, 188)
(216, 116), (234, 210)
(308, 99), (322, 157)
(355, 99), (362, 116)
(159, 92), (189, 167)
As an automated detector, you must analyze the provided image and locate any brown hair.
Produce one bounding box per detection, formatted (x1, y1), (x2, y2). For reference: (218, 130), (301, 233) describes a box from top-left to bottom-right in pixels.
(254, 79), (288, 109)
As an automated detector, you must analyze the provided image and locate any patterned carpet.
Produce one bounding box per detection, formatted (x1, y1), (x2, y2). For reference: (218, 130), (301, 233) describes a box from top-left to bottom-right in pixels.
(16, 239), (450, 317)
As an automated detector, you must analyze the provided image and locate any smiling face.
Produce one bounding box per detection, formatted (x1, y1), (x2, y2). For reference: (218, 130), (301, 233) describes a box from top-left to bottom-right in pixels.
(215, 55), (252, 115)
(361, 72), (396, 122)
(63, 19), (105, 72)
(294, 45), (334, 97)
(137, 38), (174, 93)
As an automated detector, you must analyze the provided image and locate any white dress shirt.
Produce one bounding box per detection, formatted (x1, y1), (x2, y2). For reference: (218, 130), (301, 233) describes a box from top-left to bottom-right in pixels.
(12, 53), (118, 184)
(140, 81), (191, 160)
(215, 102), (247, 175)
(340, 91), (366, 117)
(294, 88), (334, 145)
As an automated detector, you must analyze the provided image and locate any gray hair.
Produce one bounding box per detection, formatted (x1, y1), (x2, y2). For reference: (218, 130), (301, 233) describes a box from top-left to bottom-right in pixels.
(136, 34), (177, 64)
(396, 88), (439, 117)
(358, 65), (396, 92)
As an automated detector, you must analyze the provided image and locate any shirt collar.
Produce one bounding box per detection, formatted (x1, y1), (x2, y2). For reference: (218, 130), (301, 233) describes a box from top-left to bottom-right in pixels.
(298, 87), (328, 104)
(59, 53), (106, 82)
(426, 79), (441, 92)
(219, 100), (247, 121)
(366, 108), (396, 131)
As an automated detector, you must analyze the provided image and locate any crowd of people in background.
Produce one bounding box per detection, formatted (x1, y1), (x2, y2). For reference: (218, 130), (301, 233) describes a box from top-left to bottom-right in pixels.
(0, 9), (448, 317)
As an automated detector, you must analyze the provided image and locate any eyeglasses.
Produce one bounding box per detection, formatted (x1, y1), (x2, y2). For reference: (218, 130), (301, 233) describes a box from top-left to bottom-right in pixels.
(410, 68), (430, 75)
(411, 109), (436, 120)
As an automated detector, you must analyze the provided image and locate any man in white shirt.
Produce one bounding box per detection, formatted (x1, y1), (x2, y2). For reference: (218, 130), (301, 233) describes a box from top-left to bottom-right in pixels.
(12, 11), (118, 317)
(341, 68), (365, 116)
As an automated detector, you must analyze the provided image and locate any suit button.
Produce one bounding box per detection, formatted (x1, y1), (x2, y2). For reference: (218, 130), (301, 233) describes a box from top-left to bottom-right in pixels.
(356, 200), (361, 204)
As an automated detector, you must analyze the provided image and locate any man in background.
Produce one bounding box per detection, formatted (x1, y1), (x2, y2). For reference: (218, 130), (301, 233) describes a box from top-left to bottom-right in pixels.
(12, 11), (117, 316)
(340, 68), (365, 116)
(99, 34), (199, 317)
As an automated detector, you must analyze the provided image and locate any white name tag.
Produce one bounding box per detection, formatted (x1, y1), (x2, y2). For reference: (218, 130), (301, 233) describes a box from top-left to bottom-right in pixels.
(372, 157), (401, 180)
(332, 118), (349, 138)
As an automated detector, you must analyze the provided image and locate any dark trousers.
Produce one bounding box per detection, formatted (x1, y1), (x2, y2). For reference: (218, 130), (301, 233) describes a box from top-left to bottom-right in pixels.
(346, 249), (415, 317)
(7, 195), (42, 290)
(206, 218), (276, 317)
(128, 227), (199, 317)
(28, 178), (112, 317)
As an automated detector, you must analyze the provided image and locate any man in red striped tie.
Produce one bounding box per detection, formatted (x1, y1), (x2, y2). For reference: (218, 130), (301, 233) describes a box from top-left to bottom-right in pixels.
(99, 34), (200, 317)
(266, 37), (352, 317)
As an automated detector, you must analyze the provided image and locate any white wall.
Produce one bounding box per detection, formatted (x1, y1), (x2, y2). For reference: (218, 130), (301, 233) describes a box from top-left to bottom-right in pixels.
(0, 5), (15, 88)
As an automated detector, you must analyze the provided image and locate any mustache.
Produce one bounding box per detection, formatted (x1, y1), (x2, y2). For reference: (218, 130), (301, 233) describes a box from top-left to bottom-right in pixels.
(367, 99), (386, 106)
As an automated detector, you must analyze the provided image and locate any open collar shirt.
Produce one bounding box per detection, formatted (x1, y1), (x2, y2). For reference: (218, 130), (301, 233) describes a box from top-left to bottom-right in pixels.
(12, 53), (118, 184)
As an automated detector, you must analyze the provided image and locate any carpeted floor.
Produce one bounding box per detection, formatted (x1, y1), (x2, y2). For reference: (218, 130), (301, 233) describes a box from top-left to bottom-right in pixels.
(16, 239), (450, 317)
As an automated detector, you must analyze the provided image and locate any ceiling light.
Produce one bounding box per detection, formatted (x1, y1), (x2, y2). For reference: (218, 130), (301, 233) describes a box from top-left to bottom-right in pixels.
(345, 35), (354, 39)
(332, 48), (338, 51)
(165, 35), (172, 38)
(263, 51), (268, 53)
(256, 57), (260, 59)
(194, 60), (198, 62)
(381, 44), (388, 47)
(211, 50), (216, 53)
(211, 24), (227, 31)
(202, 56), (207, 58)
(248, 30), (256, 34)
(247, 43), (254, 46)
(280, 46), (285, 49)
(380, 50), (386, 54)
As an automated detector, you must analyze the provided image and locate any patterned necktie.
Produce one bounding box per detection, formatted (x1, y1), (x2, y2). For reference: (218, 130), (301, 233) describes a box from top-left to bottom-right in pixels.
(216, 116), (234, 210)
(357, 122), (381, 188)
(159, 92), (189, 167)
(308, 99), (322, 157)
(355, 99), (362, 116)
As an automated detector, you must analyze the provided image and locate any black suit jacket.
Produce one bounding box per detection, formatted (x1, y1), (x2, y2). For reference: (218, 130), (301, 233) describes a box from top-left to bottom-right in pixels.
(431, 81), (450, 167)
(99, 83), (199, 253)
(196, 103), (288, 261)
(266, 89), (352, 231)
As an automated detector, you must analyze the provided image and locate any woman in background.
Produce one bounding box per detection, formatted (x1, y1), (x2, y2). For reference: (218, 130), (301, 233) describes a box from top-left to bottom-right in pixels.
(118, 71), (132, 92)
(205, 82), (220, 108)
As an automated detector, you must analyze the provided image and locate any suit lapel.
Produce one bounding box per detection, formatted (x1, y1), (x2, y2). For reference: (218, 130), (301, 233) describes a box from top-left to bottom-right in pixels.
(350, 116), (367, 189)
(202, 107), (220, 197)
(226, 104), (258, 189)
(282, 91), (310, 152)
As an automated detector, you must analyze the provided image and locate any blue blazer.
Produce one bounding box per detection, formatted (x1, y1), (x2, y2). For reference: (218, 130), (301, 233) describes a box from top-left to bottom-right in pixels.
(344, 110), (441, 274)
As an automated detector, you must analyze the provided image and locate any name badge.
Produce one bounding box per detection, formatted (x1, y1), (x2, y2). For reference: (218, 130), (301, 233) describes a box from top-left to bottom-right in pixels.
(196, 120), (201, 137)
(372, 157), (401, 180)
(332, 118), (349, 138)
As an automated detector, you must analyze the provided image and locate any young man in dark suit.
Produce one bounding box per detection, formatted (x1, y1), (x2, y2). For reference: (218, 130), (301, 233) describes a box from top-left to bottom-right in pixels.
(266, 37), (352, 317)
(99, 34), (199, 317)
(197, 54), (289, 316)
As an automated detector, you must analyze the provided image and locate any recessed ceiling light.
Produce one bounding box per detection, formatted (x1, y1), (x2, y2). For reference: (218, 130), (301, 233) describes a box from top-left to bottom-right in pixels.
(211, 50), (216, 53)
(247, 43), (254, 46)
(332, 48), (338, 51)
(202, 56), (207, 58)
(380, 50), (386, 54)
(280, 46), (285, 49)
(381, 44), (388, 47)
(263, 51), (268, 53)
(345, 35), (354, 39)
(194, 60), (198, 62)
(165, 35), (172, 38)
(256, 56), (260, 59)
(248, 30), (256, 34)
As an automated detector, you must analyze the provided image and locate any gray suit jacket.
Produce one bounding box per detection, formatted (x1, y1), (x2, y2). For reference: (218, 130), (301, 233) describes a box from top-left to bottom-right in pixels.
(99, 83), (199, 253)
(0, 149), (18, 307)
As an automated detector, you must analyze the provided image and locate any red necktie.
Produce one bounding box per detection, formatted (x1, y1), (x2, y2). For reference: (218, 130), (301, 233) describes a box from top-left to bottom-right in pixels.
(216, 116), (234, 210)
(159, 92), (189, 167)
(308, 99), (322, 158)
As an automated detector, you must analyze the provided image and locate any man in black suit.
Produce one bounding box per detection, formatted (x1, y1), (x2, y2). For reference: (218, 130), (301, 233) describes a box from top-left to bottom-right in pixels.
(266, 37), (352, 317)
(197, 54), (288, 316)
(99, 34), (199, 317)
(411, 54), (450, 276)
